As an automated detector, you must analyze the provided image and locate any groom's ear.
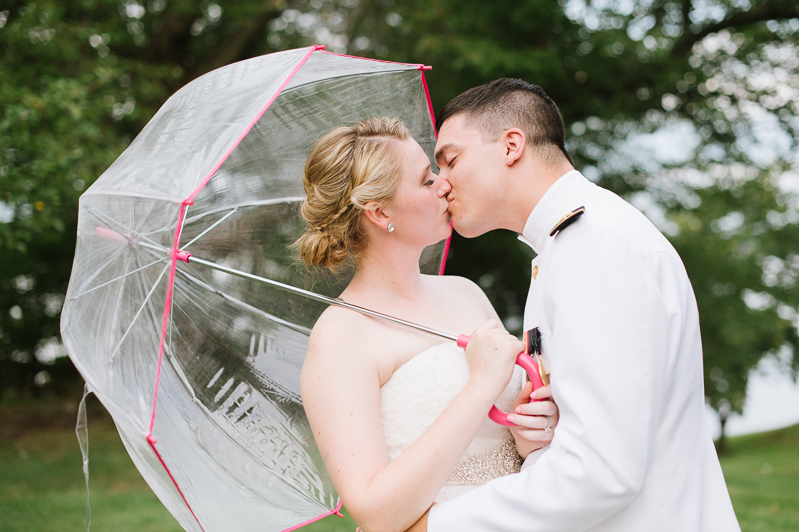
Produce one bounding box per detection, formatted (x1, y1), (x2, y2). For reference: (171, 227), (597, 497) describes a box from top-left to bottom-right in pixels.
(362, 201), (390, 231)
(501, 128), (526, 167)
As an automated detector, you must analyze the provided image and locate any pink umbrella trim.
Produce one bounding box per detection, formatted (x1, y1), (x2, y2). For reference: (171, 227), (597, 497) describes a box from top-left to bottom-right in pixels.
(318, 49), (428, 69)
(281, 500), (344, 532)
(419, 70), (452, 276)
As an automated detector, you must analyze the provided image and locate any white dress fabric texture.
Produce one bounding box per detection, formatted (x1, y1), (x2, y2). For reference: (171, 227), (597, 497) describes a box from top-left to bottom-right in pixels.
(429, 170), (741, 532)
(380, 342), (524, 503)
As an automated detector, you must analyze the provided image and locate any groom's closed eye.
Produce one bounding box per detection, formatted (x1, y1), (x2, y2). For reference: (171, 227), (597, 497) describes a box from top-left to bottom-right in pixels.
(434, 143), (457, 166)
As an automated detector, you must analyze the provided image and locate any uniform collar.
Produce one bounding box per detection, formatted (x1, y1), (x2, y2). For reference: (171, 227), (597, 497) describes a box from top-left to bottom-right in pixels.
(518, 169), (592, 253)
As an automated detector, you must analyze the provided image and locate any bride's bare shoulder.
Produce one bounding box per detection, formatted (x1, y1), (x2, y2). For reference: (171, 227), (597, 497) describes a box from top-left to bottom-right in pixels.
(306, 305), (376, 361)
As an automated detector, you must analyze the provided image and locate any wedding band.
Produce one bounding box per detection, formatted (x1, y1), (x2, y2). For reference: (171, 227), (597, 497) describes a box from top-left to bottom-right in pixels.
(544, 416), (552, 433)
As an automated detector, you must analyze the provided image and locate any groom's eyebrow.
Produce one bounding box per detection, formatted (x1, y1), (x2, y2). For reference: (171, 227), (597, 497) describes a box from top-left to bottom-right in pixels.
(434, 144), (456, 166)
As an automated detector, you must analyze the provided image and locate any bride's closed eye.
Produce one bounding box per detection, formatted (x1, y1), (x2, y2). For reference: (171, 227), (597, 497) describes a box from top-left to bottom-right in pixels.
(424, 178), (435, 186)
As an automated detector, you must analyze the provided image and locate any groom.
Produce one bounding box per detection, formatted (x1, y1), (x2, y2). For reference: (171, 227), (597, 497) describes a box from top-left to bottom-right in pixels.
(410, 79), (740, 531)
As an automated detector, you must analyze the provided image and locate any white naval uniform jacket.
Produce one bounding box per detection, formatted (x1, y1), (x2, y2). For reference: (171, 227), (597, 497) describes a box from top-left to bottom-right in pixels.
(428, 170), (740, 532)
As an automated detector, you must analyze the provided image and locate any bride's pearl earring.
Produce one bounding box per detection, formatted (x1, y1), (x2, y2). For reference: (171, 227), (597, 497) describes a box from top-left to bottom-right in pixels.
(387, 223), (395, 233)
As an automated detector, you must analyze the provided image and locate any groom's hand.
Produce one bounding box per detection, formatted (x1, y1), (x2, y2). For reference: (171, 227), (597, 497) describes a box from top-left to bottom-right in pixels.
(509, 382), (558, 459)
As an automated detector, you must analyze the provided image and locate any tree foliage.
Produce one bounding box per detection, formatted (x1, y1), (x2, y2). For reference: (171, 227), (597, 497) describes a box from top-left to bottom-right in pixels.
(2, 1), (798, 447)
(0, 0), (291, 398)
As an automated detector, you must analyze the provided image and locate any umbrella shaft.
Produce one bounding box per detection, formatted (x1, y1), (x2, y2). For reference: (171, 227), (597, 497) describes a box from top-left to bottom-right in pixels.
(187, 256), (460, 342)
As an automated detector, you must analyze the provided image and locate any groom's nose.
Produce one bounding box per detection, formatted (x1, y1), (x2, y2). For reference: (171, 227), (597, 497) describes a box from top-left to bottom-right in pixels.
(437, 175), (452, 198)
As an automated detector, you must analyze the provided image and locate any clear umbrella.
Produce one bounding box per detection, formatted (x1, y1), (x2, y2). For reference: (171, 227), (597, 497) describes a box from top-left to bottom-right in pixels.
(60, 45), (446, 532)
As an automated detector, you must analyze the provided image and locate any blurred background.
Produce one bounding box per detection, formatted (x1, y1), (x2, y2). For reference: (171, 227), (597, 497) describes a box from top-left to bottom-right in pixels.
(1, 0), (798, 530)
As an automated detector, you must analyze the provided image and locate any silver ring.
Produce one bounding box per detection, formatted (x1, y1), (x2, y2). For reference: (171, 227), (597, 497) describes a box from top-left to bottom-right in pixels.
(544, 416), (552, 433)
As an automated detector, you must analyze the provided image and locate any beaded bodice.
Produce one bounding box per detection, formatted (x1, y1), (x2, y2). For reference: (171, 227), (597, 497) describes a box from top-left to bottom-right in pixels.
(379, 342), (524, 503)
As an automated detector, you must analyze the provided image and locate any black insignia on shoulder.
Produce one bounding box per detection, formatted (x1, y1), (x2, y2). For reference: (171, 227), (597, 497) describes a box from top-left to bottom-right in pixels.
(550, 206), (586, 237)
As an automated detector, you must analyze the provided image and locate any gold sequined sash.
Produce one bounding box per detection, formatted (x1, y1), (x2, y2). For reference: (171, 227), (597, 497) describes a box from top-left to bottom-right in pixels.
(447, 438), (522, 484)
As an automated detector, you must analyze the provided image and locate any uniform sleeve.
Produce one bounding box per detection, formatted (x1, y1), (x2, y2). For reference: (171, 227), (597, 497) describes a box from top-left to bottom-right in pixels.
(428, 232), (667, 532)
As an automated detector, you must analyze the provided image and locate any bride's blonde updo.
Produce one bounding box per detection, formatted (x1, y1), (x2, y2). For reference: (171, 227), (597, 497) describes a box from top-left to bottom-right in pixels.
(295, 117), (410, 269)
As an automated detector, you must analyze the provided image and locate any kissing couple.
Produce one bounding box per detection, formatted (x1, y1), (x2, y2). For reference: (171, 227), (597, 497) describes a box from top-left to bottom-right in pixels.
(297, 79), (740, 532)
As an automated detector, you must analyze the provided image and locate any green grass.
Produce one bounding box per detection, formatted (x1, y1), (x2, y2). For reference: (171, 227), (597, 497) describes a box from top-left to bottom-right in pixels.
(720, 423), (799, 531)
(0, 410), (356, 532)
(0, 423), (186, 532)
(1, 405), (797, 531)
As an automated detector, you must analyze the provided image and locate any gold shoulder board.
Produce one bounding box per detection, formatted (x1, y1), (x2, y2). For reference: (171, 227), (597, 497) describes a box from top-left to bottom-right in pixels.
(549, 206), (586, 237)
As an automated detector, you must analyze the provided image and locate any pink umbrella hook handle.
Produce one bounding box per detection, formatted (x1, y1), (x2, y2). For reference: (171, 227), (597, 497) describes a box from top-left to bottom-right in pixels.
(456, 335), (546, 427)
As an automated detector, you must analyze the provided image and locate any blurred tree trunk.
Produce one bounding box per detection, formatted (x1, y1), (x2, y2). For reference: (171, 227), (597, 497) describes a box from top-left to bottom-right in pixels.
(717, 410), (729, 455)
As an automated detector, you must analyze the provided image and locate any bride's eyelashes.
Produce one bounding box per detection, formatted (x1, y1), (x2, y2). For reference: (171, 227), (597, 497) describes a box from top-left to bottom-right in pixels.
(424, 178), (435, 186)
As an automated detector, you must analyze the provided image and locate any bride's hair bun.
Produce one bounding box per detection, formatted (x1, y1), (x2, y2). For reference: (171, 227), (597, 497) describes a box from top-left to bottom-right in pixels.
(295, 117), (410, 269)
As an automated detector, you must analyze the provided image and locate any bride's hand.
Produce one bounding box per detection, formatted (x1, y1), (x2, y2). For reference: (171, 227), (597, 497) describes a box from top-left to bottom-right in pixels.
(464, 319), (525, 403)
(508, 382), (558, 459)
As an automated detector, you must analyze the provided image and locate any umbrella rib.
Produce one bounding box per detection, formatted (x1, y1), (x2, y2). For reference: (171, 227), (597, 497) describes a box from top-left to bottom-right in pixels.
(139, 197), (304, 240)
(107, 264), (170, 362)
(71, 257), (167, 300)
(187, 256), (459, 342)
(180, 197), (306, 227)
(81, 190), (186, 203)
(69, 245), (129, 299)
(182, 207), (238, 250)
(174, 266), (312, 336)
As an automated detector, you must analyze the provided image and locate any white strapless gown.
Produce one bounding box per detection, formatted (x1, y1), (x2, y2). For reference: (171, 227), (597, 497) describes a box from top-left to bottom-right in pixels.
(380, 342), (524, 503)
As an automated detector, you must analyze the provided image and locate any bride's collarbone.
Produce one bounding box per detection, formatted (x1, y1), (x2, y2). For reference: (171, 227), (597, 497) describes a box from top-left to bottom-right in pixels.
(342, 277), (480, 322)
(341, 295), (485, 338)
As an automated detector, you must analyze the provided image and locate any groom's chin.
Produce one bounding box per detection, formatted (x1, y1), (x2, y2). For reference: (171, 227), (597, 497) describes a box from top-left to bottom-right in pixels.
(451, 219), (488, 239)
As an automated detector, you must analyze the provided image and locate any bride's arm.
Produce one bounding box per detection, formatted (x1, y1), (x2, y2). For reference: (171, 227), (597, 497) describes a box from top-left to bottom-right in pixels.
(302, 314), (521, 532)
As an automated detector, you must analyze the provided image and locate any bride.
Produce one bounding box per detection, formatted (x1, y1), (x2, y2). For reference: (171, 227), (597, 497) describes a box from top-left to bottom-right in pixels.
(297, 117), (558, 532)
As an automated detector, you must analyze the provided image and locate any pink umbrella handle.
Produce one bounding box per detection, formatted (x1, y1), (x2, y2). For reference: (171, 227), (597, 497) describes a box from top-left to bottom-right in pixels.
(95, 226), (129, 244)
(456, 335), (545, 427)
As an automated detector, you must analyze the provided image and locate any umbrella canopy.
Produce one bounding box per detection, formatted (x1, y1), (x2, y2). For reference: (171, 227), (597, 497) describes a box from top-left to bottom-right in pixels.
(61, 45), (445, 532)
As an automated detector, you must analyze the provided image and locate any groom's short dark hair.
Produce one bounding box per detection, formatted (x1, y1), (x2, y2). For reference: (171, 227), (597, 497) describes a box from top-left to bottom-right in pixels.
(436, 78), (572, 166)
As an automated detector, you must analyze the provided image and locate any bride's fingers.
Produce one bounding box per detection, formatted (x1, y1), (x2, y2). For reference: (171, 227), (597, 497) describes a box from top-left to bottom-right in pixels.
(517, 428), (555, 442)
